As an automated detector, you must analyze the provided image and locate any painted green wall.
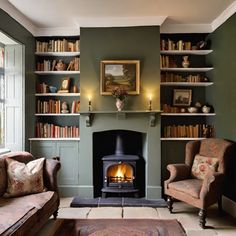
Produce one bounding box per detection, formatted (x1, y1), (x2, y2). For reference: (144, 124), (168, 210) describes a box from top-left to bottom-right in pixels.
(206, 13), (236, 140)
(79, 26), (161, 198)
(80, 26), (160, 111)
(0, 9), (35, 151)
(206, 13), (236, 201)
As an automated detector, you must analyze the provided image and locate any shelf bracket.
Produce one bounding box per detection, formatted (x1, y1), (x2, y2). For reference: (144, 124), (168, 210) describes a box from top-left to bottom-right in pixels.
(85, 113), (93, 127)
(149, 112), (156, 127)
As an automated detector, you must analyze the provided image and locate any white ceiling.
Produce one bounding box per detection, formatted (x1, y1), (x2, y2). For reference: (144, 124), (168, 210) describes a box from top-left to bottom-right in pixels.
(2, 0), (236, 36)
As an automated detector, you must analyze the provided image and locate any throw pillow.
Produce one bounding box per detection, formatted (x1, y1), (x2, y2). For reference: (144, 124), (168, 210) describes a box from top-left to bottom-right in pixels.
(3, 157), (45, 197)
(191, 154), (219, 180)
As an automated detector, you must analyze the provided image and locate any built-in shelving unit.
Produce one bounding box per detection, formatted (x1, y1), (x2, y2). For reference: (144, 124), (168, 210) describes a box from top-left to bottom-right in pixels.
(32, 36), (80, 140)
(160, 35), (215, 140)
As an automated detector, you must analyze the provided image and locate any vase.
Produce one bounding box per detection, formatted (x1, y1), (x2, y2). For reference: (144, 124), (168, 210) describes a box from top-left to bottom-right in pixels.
(182, 56), (190, 68)
(116, 99), (124, 111)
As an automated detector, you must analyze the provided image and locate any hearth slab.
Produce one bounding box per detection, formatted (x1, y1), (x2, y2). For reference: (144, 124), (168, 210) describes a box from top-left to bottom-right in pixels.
(70, 197), (167, 208)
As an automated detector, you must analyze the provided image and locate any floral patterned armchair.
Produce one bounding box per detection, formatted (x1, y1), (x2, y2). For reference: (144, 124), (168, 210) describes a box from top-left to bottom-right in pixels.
(164, 138), (234, 228)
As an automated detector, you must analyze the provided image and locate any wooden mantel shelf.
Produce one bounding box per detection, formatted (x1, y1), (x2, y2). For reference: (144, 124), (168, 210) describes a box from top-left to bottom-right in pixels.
(80, 110), (162, 127)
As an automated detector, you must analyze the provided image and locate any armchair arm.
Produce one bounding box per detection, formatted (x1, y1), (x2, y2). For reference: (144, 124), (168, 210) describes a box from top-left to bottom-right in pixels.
(43, 159), (61, 192)
(200, 172), (225, 201)
(165, 164), (191, 186)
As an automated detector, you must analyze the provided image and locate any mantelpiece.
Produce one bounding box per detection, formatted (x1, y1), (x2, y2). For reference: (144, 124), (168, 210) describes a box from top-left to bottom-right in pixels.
(80, 110), (162, 127)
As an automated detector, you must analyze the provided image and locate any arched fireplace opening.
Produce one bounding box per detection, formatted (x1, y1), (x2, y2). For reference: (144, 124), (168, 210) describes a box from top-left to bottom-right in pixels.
(93, 130), (146, 198)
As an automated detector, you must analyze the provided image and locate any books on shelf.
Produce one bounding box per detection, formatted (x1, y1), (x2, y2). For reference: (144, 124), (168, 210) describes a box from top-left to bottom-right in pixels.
(36, 99), (80, 114)
(161, 73), (205, 83)
(163, 124), (215, 138)
(160, 55), (177, 68)
(36, 58), (80, 71)
(36, 122), (79, 138)
(161, 39), (192, 51)
(36, 39), (80, 53)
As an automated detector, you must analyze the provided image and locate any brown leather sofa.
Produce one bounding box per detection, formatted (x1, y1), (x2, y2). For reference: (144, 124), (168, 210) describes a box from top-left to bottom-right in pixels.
(0, 151), (61, 236)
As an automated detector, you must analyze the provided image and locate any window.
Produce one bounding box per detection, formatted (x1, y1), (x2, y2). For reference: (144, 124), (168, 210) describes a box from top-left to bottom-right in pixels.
(0, 32), (24, 151)
(0, 45), (4, 147)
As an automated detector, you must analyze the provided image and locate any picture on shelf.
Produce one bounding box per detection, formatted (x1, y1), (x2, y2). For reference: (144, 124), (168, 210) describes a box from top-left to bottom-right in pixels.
(58, 77), (70, 93)
(173, 89), (192, 106)
(100, 60), (140, 95)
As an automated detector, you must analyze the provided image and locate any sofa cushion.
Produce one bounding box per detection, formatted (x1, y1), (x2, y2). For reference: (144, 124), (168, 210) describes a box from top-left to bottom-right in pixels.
(191, 154), (219, 180)
(4, 157), (45, 197)
(0, 191), (55, 235)
(0, 158), (6, 196)
(168, 179), (202, 199)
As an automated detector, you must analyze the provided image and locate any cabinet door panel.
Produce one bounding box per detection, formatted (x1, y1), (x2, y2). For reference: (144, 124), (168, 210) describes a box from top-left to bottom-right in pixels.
(56, 141), (79, 185)
(30, 141), (56, 158)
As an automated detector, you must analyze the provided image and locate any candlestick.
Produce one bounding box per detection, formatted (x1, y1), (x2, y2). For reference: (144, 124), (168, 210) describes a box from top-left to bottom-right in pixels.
(148, 94), (152, 111)
(88, 95), (92, 111)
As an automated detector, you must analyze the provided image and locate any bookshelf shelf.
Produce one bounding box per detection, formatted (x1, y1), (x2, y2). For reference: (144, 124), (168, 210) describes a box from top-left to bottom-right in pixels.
(35, 71), (80, 75)
(29, 137), (80, 141)
(160, 67), (213, 72)
(161, 113), (216, 116)
(161, 137), (206, 141)
(35, 52), (80, 56)
(160, 82), (213, 87)
(35, 93), (80, 97)
(160, 50), (213, 55)
(35, 113), (80, 116)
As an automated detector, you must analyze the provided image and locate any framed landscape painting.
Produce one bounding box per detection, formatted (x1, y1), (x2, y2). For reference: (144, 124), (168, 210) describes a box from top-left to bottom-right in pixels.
(100, 60), (140, 95)
(173, 89), (192, 106)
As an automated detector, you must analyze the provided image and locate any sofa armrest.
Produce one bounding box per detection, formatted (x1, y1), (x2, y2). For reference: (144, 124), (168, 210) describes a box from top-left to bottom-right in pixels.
(165, 164), (191, 186)
(200, 172), (224, 201)
(43, 159), (61, 192)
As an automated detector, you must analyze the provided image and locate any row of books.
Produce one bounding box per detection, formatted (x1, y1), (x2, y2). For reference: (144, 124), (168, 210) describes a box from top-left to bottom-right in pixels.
(36, 58), (80, 71)
(162, 104), (183, 113)
(36, 100), (80, 114)
(36, 82), (49, 93)
(161, 73), (205, 83)
(160, 55), (177, 68)
(36, 122), (79, 138)
(163, 124), (215, 138)
(36, 39), (80, 52)
(161, 39), (192, 51)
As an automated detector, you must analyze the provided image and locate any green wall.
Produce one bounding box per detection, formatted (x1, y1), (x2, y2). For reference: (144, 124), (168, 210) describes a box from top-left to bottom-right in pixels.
(80, 26), (160, 111)
(206, 13), (236, 201)
(206, 13), (236, 140)
(0, 9), (35, 151)
(79, 26), (161, 198)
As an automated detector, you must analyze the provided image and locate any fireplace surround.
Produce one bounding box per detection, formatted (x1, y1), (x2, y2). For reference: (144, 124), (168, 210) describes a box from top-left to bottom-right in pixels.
(79, 112), (161, 199)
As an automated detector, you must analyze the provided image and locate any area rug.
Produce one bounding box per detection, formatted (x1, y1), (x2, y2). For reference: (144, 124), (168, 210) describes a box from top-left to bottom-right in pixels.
(70, 197), (167, 208)
(53, 219), (186, 236)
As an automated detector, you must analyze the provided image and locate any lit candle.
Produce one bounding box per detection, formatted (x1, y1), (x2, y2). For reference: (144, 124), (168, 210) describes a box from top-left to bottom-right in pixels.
(148, 94), (152, 111)
(88, 95), (92, 111)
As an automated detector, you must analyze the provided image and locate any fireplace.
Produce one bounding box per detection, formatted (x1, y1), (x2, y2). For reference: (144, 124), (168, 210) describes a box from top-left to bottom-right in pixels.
(93, 130), (145, 198)
(79, 112), (161, 199)
(101, 133), (140, 197)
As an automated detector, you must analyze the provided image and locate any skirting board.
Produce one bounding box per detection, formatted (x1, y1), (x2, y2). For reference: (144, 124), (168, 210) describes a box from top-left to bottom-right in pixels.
(222, 196), (236, 218)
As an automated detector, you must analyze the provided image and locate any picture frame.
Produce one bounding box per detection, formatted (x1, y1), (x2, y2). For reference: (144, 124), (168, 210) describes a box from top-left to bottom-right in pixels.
(173, 89), (192, 106)
(100, 60), (140, 95)
(57, 77), (70, 93)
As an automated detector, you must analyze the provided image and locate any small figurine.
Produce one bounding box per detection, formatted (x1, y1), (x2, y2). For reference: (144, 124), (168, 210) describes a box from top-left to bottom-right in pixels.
(182, 56), (190, 68)
(55, 60), (66, 71)
(61, 101), (69, 113)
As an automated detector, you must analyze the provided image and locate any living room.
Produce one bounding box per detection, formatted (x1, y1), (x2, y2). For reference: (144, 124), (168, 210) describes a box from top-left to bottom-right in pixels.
(0, 0), (236, 235)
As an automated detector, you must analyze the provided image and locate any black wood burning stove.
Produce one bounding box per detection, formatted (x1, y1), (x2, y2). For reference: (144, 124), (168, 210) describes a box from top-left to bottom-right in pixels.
(101, 133), (139, 198)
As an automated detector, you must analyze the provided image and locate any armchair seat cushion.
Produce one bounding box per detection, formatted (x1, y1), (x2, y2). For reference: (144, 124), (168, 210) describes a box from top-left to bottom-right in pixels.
(168, 179), (202, 199)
